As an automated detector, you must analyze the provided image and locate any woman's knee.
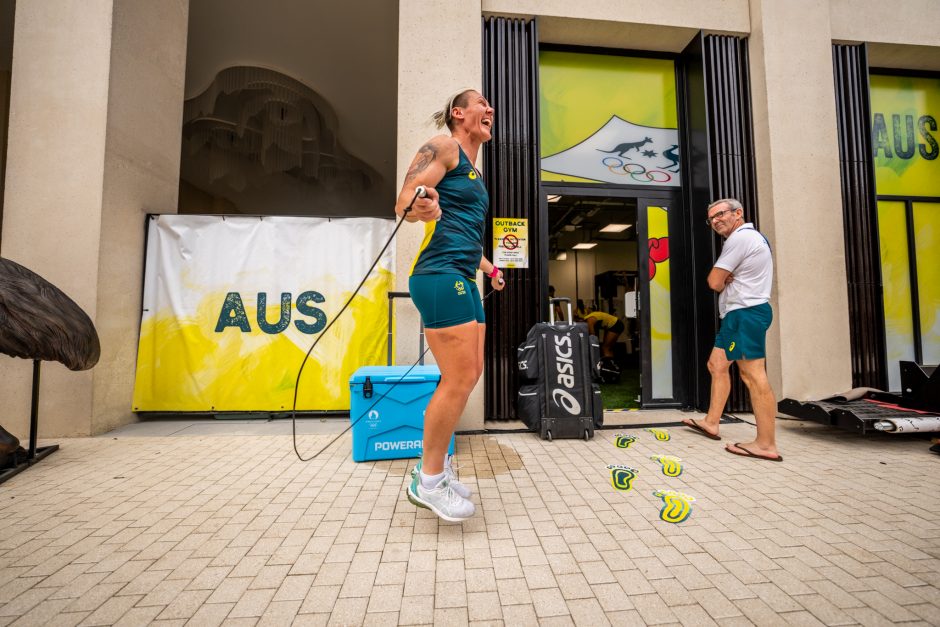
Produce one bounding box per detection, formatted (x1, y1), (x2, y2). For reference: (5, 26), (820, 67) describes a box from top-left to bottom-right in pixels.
(440, 366), (479, 396)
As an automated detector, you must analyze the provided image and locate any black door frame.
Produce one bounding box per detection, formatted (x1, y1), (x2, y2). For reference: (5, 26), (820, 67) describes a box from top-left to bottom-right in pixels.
(540, 183), (687, 407)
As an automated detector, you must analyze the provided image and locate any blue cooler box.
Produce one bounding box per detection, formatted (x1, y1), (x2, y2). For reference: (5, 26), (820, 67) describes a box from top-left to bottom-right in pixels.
(349, 365), (454, 462)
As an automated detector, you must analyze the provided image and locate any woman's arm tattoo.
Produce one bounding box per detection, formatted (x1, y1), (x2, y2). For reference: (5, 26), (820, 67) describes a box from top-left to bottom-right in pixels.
(404, 142), (437, 183)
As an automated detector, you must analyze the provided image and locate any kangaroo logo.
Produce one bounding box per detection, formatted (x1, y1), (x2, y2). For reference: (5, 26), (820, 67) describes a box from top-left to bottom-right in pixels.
(614, 434), (637, 449)
(645, 428), (671, 441)
(607, 465), (639, 491)
(658, 144), (680, 172)
(454, 280), (466, 296)
(653, 489), (696, 524)
(650, 455), (683, 477)
(597, 137), (653, 157)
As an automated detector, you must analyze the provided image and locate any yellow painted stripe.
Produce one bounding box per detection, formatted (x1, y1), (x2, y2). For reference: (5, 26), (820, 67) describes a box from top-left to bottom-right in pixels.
(410, 220), (437, 275)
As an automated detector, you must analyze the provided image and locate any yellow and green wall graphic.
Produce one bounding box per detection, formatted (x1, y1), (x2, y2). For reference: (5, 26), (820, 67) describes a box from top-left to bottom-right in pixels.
(132, 215), (394, 412)
(647, 206), (673, 399)
(539, 51), (680, 186)
(870, 74), (939, 389)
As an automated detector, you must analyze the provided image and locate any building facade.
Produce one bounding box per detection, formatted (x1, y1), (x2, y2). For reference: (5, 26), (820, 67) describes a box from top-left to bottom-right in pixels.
(0, 0), (937, 437)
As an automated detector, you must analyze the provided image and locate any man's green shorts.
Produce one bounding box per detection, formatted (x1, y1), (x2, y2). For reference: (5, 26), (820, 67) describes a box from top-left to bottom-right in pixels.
(715, 302), (773, 361)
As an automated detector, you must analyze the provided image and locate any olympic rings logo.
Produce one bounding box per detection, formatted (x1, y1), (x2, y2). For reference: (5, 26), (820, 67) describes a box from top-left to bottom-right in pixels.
(601, 157), (672, 183)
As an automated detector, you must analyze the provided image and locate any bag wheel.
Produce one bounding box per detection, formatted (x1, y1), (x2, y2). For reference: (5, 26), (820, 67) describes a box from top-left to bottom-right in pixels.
(584, 429), (590, 441)
(546, 430), (552, 442)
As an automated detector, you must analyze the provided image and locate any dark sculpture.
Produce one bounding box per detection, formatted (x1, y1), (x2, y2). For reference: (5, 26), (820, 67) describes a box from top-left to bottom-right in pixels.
(0, 256), (100, 481)
(0, 257), (100, 369)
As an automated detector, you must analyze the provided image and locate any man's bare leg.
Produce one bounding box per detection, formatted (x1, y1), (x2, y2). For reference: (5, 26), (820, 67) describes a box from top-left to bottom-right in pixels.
(683, 347), (729, 437)
(726, 358), (780, 459)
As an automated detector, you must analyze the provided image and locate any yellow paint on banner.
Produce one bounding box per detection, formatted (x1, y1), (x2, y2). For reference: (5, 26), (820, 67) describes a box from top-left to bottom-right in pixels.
(132, 269), (392, 412)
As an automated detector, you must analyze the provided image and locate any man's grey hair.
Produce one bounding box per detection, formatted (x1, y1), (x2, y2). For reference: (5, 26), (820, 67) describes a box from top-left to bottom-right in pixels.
(707, 198), (743, 213)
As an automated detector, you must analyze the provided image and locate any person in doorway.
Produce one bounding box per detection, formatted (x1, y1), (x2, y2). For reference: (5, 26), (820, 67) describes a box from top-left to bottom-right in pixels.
(395, 88), (504, 522)
(580, 310), (624, 359)
(682, 198), (782, 461)
(548, 285), (564, 321)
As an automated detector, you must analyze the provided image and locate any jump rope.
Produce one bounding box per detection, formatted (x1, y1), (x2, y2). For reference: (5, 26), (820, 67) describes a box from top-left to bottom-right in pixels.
(291, 185), (504, 462)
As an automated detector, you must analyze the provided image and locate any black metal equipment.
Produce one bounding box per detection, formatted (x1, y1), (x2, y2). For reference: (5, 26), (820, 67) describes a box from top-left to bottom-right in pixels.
(516, 298), (603, 441)
(777, 362), (940, 434)
(0, 360), (60, 485)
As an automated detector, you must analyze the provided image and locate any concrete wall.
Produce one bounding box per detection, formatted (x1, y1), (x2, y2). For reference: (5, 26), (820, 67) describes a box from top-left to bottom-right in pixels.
(830, 0), (940, 71)
(484, 0), (749, 51)
(397, 0), (483, 429)
(93, 0), (188, 434)
(747, 0), (852, 400)
(0, 0), (13, 245)
(0, 0), (187, 439)
(0, 0), (114, 439)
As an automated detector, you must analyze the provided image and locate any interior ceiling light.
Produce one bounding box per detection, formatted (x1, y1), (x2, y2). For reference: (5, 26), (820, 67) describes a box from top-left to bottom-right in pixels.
(599, 223), (632, 233)
(586, 206), (601, 217)
(562, 225), (577, 232)
(572, 242), (597, 250)
(570, 214), (584, 225)
(555, 251), (568, 260)
(547, 194), (562, 202)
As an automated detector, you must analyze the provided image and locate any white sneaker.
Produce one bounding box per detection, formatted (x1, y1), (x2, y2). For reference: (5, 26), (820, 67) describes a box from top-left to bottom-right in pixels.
(407, 465), (475, 522)
(411, 456), (471, 498)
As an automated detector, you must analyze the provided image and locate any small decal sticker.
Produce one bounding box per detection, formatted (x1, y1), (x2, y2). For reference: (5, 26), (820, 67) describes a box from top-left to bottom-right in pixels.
(653, 489), (696, 524)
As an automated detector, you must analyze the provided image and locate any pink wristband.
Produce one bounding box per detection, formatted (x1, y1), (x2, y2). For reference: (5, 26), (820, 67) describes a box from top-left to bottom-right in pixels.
(488, 266), (500, 278)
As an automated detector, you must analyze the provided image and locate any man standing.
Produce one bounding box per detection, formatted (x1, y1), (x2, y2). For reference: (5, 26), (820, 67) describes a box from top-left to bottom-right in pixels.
(682, 198), (782, 462)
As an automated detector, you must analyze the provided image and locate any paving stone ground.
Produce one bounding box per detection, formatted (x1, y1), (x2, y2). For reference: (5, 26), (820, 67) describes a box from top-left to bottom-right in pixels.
(1, 415), (938, 626)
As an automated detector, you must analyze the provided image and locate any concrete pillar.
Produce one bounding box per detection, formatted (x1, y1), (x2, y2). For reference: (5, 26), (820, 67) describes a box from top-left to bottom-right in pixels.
(0, 0), (188, 438)
(747, 0), (853, 400)
(397, 0), (484, 430)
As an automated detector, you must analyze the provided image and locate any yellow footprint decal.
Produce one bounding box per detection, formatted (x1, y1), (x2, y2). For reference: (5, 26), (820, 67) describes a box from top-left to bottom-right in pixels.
(653, 489), (696, 524)
(607, 465), (639, 491)
(645, 428), (670, 441)
(650, 455), (683, 477)
(614, 434), (637, 448)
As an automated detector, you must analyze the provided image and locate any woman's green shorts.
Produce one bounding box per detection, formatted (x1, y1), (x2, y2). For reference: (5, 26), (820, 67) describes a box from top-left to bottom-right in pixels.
(409, 273), (485, 329)
(715, 302), (773, 361)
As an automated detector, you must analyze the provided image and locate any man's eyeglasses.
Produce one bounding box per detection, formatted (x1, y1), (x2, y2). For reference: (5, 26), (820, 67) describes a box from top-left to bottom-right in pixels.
(705, 207), (738, 226)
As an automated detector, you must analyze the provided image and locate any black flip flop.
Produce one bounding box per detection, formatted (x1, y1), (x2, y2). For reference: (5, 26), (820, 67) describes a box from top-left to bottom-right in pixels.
(684, 418), (721, 441)
(726, 442), (783, 462)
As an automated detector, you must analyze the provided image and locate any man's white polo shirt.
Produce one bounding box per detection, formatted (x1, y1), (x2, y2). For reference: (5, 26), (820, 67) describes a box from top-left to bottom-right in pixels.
(714, 222), (773, 318)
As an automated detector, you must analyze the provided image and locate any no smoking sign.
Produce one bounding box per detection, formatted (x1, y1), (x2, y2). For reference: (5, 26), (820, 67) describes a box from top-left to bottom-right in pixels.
(493, 218), (528, 269)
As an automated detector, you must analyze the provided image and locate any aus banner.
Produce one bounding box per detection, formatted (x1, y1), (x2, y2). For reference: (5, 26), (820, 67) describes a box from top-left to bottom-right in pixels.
(132, 215), (395, 412)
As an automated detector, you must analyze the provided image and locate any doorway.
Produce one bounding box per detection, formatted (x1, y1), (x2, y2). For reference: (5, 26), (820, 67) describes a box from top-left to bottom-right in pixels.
(544, 186), (685, 409)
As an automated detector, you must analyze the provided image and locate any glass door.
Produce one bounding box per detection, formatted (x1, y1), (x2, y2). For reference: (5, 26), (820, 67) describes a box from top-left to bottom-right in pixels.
(637, 198), (681, 406)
